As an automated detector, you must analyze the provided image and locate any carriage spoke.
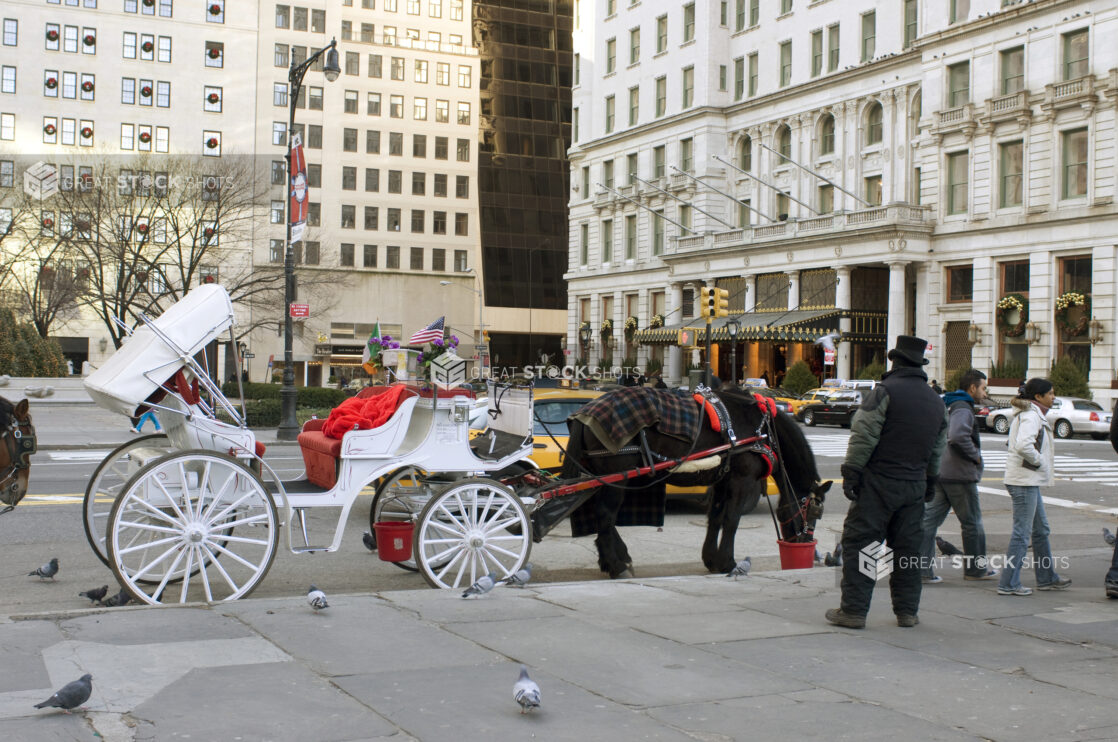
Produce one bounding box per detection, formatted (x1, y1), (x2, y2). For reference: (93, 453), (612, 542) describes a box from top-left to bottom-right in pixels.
(483, 516), (520, 535)
(118, 521), (182, 535)
(213, 534), (270, 546)
(484, 535), (526, 542)
(483, 543), (521, 560)
(153, 478), (189, 523)
(210, 513), (268, 530)
(194, 461), (213, 520)
(428, 543), (464, 568)
(178, 544), (196, 603)
(201, 543), (241, 593)
(207, 490), (256, 526)
(151, 546), (188, 603)
(118, 535), (181, 556)
(435, 548), (467, 585)
(205, 540), (260, 571)
(433, 505), (468, 534)
(126, 540), (182, 580)
(200, 472), (237, 521)
(479, 499), (510, 527)
(453, 492), (472, 530)
(125, 497), (182, 526)
(196, 545), (214, 602)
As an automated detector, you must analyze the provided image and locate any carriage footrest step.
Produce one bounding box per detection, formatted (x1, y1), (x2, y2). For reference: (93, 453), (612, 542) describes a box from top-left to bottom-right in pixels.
(291, 546), (333, 553)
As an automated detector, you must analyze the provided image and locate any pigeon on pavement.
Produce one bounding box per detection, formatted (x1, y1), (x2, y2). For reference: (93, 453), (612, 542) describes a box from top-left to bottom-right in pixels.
(1104, 528), (1116, 546)
(824, 541), (844, 567)
(814, 547), (824, 563)
(34, 674), (92, 713)
(101, 588), (132, 607)
(936, 536), (962, 556)
(502, 563), (533, 588)
(307, 585), (329, 611)
(727, 557), (751, 579)
(78, 585), (108, 605)
(362, 530), (377, 551)
(462, 572), (497, 599)
(29, 558), (59, 581)
(513, 665), (541, 714)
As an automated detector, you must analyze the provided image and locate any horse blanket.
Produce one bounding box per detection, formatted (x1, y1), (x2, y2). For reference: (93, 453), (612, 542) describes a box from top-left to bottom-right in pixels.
(571, 387), (700, 454)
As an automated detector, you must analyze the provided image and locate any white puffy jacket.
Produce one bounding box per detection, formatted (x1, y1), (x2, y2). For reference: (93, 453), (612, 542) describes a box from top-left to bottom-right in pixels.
(1003, 398), (1055, 487)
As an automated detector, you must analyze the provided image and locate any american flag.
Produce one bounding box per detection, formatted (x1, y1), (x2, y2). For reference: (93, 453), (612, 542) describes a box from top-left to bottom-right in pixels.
(408, 316), (445, 345)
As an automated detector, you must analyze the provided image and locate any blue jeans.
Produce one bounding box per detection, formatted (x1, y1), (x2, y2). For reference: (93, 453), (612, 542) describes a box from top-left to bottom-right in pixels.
(137, 410), (162, 432)
(919, 481), (988, 578)
(998, 485), (1060, 590)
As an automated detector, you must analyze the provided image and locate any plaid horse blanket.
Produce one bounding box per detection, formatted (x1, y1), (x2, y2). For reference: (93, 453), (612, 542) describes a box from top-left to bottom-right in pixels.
(568, 388), (704, 537)
(571, 387), (700, 454)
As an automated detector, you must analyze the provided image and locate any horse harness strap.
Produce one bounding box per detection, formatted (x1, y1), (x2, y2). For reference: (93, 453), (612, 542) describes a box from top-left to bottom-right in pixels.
(0, 414), (37, 509)
(692, 386), (737, 443)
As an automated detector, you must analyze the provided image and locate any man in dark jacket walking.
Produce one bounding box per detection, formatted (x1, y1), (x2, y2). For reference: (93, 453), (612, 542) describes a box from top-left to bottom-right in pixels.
(920, 369), (998, 583)
(1106, 404), (1118, 599)
(826, 336), (948, 629)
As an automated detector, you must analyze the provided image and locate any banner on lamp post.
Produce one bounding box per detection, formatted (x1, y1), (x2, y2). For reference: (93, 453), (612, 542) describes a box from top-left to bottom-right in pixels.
(823, 348), (835, 366)
(289, 132), (308, 244)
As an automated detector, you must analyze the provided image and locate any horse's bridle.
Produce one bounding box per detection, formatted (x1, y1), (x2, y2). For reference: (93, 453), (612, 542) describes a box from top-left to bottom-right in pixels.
(0, 411), (37, 511)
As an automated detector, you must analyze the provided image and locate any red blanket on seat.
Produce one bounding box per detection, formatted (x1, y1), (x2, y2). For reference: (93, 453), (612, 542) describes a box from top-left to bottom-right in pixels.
(322, 384), (409, 439)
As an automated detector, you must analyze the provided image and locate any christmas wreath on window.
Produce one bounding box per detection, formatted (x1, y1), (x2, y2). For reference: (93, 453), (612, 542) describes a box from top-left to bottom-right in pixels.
(83, 34), (96, 47)
(43, 123), (56, 135)
(45, 77), (58, 89)
(207, 47), (221, 59)
(42, 217), (54, 229)
(142, 40), (154, 52)
(1055, 291), (1090, 337)
(207, 92), (220, 104)
(206, 136), (219, 149)
(649, 313), (664, 329)
(81, 80), (94, 92)
(80, 126), (93, 139)
(143, 0), (155, 6)
(995, 293), (1028, 337)
(46, 29), (59, 42)
(141, 85), (152, 97)
(138, 131), (152, 143)
(599, 318), (613, 341)
(209, 3), (223, 16)
(623, 316), (638, 342)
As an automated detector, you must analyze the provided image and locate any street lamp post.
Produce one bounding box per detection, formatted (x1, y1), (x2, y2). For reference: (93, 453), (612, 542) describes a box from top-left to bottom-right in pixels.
(578, 324), (592, 368)
(726, 320), (740, 387)
(278, 39), (341, 440)
(237, 341), (248, 381)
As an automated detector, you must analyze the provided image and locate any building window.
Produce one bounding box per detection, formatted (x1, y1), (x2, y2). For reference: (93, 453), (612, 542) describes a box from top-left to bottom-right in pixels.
(1063, 29), (1088, 80)
(628, 86), (639, 126)
(410, 247), (423, 270)
(411, 210), (424, 233)
(604, 95), (614, 133)
(626, 153), (637, 185)
(653, 145), (665, 178)
(363, 244), (377, 267)
(818, 185), (834, 213)
(605, 38), (616, 74)
(366, 129), (380, 154)
(946, 151), (968, 215)
(343, 128), (357, 152)
(367, 92), (381, 115)
(629, 28), (639, 65)
(2, 19), (16, 46)
(865, 102), (883, 146)
(776, 125), (791, 161)
(779, 41), (791, 87)
(656, 15), (667, 54)
(155, 81), (169, 107)
(624, 214), (636, 260)
(654, 76), (666, 117)
(999, 140), (1023, 208)
(683, 3), (695, 43)
(340, 243), (354, 267)
(948, 61), (970, 107)
(733, 57), (744, 100)
(386, 246), (400, 269)
(652, 210), (664, 255)
(680, 204), (692, 230)
(454, 212), (467, 236)
(269, 239), (284, 263)
(749, 0), (759, 26)
(680, 138), (693, 172)
(748, 52), (758, 97)
(433, 211), (447, 234)
(457, 65), (470, 87)
(455, 175), (468, 198)
(864, 175), (881, 206)
(435, 136), (447, 159)
(811, 30), (823, 78)
(579, 223), (589, 265)
(738, 136), (752, 170)
(1062, 128), (1088, 200)
(364, 205), (379, 229)
(602, 160), (614, 189)
(682, 66), (695, 108)
(307, 86), (323, 110)
(904, 0), (917, 47)
(390, 94), (403, 118)
(456, 138), (469, 161)
(949, 0), (969, 24)
(827, 23), (839, 72)
(456, 101), (469, 124)
(454, 249), (467, 272)
(431, 248), (445, 272)
(946, 265), (973, 302)
(387, 208), (401, 231)
(860, 11), (875, 62)
(601, 219), (613, 263)
(999, 46), (1025, 94)
(388, 170), (402, 193)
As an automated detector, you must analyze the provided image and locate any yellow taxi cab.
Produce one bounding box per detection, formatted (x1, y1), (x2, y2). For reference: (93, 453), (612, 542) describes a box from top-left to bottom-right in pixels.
(528, 387), (777, 511)
(741, 386), (809, 417)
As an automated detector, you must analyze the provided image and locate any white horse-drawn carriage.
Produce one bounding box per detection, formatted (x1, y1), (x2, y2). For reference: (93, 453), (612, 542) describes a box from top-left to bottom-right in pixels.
(83, 285), (540, 603)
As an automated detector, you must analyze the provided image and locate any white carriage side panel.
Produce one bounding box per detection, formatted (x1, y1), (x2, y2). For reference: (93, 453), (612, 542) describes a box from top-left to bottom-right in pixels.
(486, 386), (533, 438)
(85, 285), (235, 417)
(340, 396), (422, 458)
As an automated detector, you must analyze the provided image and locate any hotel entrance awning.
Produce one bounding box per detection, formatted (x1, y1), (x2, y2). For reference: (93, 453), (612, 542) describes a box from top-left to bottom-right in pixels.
(635, 308), (845, 345)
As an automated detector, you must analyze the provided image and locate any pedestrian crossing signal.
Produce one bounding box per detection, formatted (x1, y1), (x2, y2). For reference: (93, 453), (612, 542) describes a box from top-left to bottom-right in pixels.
(678, 329), (693, 346)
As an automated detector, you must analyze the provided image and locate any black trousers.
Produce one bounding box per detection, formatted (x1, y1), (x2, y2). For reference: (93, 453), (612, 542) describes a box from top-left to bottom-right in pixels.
(1107, 540), (1118, 586)
(840, 470), (926, 617)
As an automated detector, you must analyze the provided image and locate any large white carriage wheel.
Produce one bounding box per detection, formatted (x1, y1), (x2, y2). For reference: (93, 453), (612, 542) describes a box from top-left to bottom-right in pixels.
(106, 450), (279, 605)
(414, 478), (531, 590)
(83, 434), (172, 568)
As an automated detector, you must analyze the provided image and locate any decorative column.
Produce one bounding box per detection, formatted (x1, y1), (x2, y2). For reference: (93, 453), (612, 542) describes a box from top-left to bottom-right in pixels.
(887, 261), (909, 353)
(667, 282), (684, 384)
(836, 265), (852, 379)
(882, 90), (897, 203)
(786, 269), (800, 312)
(637, 287), (649, 368)
(743, 273), (756, 312)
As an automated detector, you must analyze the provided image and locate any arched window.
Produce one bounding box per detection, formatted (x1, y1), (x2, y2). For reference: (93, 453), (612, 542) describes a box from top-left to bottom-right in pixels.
(775, 124), (791, 161)
(738, 135), (752, 171)
(910, 89), (922, 135)
(818, 114), (835, 155)
(865, 101), (883, 146)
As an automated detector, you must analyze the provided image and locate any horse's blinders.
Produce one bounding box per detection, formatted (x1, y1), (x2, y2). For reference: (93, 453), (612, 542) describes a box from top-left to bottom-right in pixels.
(0, 415), (37, 507)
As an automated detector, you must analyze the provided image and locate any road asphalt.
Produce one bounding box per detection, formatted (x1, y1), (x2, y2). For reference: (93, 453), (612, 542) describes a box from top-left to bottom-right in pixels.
(6, 380), (1118, 740)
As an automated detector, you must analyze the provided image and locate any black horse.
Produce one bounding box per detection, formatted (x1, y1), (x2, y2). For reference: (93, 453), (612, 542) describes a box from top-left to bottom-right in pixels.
(559, 387), (829, 578)
(0, 395), (36, 512)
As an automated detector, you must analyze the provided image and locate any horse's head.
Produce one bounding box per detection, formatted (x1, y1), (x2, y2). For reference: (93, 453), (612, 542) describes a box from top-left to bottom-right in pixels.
(0, 397), (35, 509)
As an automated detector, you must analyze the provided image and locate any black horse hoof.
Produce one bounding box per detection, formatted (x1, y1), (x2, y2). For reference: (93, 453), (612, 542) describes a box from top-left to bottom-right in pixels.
(611, 568), (634, 579)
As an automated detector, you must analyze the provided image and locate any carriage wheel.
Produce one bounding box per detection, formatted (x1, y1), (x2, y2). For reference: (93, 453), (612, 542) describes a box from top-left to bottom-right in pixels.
(83, 434), (172, 567)
(106, 450), (279, 605)
(414, 478), (531, 590)
(370, 466), (436, 572)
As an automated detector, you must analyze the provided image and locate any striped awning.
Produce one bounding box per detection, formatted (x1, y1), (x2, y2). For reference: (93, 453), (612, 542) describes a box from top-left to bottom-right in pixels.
(634, 309), (845, 345)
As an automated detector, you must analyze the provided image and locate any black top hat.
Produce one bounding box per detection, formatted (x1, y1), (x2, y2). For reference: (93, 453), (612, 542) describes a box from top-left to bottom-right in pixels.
(887, 335), (929, 366)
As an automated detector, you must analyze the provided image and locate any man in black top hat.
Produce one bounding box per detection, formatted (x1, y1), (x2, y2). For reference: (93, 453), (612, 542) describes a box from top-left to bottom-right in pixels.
(825, 335), (948, 629)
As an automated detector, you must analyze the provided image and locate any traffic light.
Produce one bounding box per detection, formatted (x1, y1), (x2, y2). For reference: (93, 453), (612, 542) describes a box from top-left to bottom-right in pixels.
(700, 285), (730, 319)
(700, 286), (715, 319)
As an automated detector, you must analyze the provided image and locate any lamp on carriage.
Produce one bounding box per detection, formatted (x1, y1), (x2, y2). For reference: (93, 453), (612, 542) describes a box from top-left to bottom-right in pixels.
(278, 38), (342, 440)
(726, 319), (741, 387)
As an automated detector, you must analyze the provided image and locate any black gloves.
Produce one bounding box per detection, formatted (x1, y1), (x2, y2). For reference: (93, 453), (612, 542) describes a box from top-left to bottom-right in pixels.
(925, 475), (939, 503)
(840, 464), (863, 502)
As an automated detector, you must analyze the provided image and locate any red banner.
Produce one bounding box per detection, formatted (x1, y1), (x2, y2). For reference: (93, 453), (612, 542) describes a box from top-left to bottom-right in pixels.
(288, 132), (307, 243)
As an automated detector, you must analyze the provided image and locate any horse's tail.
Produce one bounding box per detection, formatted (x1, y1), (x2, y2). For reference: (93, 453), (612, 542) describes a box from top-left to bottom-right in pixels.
(559, 418), (587, 482)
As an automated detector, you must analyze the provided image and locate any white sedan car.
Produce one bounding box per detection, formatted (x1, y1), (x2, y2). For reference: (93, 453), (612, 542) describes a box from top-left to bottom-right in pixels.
(985, 396), (1112, 439)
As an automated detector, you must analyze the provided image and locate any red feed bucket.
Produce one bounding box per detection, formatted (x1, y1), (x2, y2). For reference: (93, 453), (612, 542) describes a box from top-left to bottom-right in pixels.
(373, 521), (414, 562)
(777, 539), (817, 570)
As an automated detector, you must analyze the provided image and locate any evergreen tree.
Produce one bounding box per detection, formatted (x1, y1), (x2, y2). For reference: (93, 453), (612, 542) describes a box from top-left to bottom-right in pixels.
(1049, 356), (1090, 399)
(782, 360), (819, 396)
(854, 353), (886, 381)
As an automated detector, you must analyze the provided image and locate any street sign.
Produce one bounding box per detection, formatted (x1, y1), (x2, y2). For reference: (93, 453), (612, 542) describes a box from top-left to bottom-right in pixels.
(244, 352), (255, 359)
(823, 348), (835, 366)
(289, 303), (309, 318)
(476, 344), (488, 352)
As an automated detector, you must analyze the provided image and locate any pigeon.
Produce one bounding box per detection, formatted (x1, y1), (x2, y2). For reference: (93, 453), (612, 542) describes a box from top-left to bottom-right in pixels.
(502, 563), (533, 588)
(362, 530), (377, 551)
(78, 585), (109, 605)
(936, 536), (962, 556)
(307, 585), (329, 612)
(814, 547), (824, 563)
(1104, 528), (1116, 546)
(833, 543), (843, 566)
(29, 557), (59, 581)
(727, 557), (751, 579)
(814, 332), (841, 352)
(513, 665), (541, 714)
(34, 674), (92, 713)
(462, 572), (497, 599)
(101, 588), (132, 607)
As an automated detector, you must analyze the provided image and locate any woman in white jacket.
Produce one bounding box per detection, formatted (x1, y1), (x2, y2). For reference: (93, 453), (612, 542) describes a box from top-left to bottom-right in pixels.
(998, 378), (1072, 595)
